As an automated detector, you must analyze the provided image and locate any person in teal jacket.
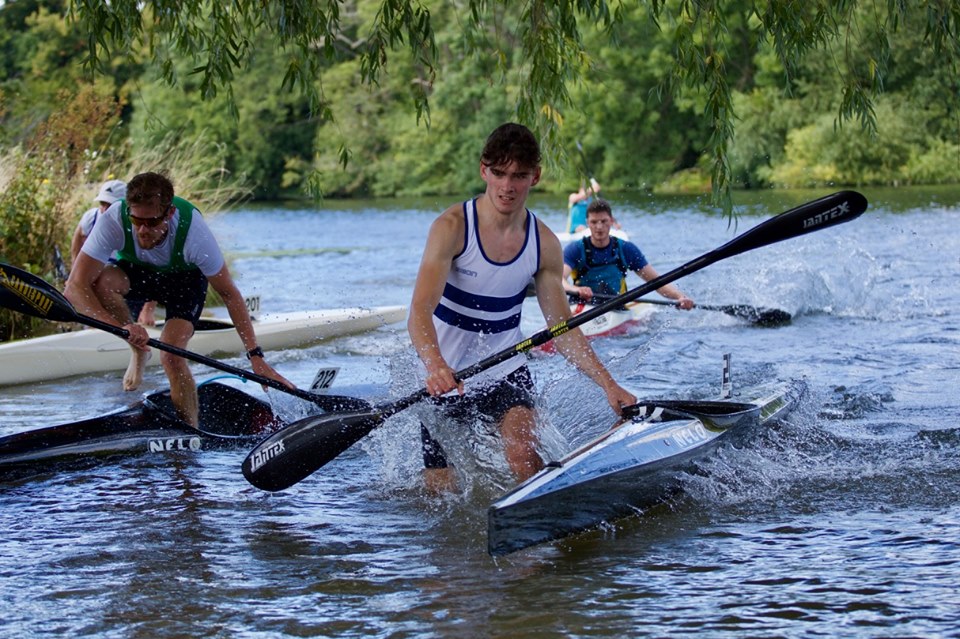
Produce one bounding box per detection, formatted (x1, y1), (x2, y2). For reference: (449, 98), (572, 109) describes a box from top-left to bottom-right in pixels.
(566, 177), (600, 233)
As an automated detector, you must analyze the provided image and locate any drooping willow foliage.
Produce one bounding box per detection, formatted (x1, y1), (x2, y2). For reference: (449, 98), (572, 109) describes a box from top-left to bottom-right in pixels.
(67, 0), (960, 208)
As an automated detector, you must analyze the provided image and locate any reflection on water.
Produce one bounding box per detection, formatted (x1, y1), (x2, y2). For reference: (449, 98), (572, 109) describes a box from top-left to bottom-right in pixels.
(2, 188), (960, 637)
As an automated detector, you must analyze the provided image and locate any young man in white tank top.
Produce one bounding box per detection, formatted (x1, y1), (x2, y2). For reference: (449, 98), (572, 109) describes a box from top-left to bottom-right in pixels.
(408, 123), (637, 491)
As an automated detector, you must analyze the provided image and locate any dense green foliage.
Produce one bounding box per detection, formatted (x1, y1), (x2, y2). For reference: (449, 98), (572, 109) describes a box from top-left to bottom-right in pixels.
(2, 0), (959, 201)
(0, 85), (122, 339)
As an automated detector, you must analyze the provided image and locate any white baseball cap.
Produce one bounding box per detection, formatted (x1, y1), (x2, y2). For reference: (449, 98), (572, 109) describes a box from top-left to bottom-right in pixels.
(94, 179), (127, 205)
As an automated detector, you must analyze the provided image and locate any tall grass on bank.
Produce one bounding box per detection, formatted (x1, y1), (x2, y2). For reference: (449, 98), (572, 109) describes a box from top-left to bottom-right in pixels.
(0, 88), (248, 342)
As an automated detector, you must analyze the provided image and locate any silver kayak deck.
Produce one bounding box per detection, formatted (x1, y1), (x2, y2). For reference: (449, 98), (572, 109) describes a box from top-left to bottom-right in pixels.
(487, 379), (806, 555)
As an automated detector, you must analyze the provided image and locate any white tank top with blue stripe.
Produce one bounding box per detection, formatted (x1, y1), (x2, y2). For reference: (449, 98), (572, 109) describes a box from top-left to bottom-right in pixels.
(432, 198), (541, 389)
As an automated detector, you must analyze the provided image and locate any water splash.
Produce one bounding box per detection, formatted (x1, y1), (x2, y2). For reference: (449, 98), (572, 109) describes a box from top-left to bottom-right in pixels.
(679, 385), (960, 517)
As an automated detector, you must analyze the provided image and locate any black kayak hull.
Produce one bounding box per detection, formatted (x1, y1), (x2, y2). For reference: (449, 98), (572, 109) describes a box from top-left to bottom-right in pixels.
(0, 381), (280, 476)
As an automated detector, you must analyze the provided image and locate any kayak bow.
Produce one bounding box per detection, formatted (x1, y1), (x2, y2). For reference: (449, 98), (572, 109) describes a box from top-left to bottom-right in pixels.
(0, 381), (279, 477)
(487, 379), (806, 555)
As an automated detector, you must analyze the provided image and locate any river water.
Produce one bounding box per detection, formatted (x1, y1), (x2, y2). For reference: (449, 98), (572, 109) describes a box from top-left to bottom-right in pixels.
(2, 186), (959, 637)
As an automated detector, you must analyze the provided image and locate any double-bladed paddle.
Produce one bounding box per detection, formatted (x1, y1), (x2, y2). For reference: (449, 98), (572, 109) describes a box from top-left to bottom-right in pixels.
(575, 141), (592, 182)
(241, 190), (867, 492)
(568, 292), (792, 326)
(0, 263), (369, 412)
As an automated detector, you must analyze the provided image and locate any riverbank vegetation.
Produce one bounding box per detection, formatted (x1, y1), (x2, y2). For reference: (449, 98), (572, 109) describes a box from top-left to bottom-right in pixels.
(0, 88), (244, 340)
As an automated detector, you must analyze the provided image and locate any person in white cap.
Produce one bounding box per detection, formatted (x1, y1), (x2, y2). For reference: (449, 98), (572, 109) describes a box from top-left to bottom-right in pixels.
(71, 180), (126, 260)
(71, 179), (158, 325)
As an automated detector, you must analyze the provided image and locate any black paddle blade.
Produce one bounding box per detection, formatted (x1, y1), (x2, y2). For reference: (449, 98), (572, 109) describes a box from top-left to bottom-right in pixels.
(0, 264), (78, 323)
(721, 304), (792, 327)
(242, 409), (385, 491)
(721, 190), (868, 255)
(754, 308), (792, 327)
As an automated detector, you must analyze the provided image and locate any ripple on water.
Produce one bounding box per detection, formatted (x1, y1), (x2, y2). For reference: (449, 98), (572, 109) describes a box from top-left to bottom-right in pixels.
(3, 199), (960, 637)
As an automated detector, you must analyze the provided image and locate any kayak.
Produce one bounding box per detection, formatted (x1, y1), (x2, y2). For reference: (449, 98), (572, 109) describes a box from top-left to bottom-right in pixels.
(0, 378), (380, 479)
(571, 301), (656, 339)
(535, 301), (656, 353)
(0, 305), (407, 387)
(555, 227), (630, 244)
(0, 380), (279, 478)
(487, 376), (806, 555)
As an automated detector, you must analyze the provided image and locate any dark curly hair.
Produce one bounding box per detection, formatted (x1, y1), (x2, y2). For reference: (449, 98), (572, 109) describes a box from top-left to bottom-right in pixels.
(587, 198), (613, 216)
(480, 123), (541, 170)
(126, 172), (174, 210)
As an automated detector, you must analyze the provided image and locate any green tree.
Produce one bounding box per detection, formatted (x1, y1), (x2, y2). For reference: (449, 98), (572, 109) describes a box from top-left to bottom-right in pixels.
(729, 3), (960, 188)
(69, 0), (960, 206)
(559, 2), (718, 192)
(309, 2), (517, 197)
(0, 0), (141, 148)
(129, 38), (318, 199)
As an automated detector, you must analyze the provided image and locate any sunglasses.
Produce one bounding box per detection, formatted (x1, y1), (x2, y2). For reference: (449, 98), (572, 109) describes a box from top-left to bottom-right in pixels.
(129, 208), (171, 228)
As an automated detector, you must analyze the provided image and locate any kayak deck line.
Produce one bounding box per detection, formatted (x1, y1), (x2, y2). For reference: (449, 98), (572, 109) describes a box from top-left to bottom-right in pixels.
(487, 378), (807, 556)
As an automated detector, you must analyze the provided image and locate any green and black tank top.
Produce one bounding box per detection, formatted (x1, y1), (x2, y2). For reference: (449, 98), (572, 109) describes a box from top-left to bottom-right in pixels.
(117, 196), (197, 273)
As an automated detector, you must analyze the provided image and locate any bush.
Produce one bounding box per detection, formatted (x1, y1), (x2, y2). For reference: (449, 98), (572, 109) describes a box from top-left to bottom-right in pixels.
(0, 87), (121, 340)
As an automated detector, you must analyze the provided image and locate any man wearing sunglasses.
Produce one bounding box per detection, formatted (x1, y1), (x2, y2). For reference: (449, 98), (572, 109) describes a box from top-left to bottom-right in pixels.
(66, 171), (293, 427)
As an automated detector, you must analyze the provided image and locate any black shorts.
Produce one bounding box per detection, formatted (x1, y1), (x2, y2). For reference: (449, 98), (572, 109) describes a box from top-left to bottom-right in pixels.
(115, 260), (208, 326)
(420, 365), (536, 469)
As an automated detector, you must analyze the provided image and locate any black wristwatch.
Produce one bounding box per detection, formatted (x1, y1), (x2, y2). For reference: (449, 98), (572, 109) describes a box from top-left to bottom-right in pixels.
(246, 346), (264, 360)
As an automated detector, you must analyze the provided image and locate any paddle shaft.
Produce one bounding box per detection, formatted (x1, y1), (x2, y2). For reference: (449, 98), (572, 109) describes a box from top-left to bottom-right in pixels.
(582, 293), (759, 314)
(347, 191), (864, 422)
(53, 247), (68, 284)
(75, 313), (334, 404)
(575, 141), (591, 180)
(570, 293), (684, 310)
(568, 296), (791, 329)
(0, 262), (366, 410)
(581, 292), (737, 312)
(585, 295), (685, 309)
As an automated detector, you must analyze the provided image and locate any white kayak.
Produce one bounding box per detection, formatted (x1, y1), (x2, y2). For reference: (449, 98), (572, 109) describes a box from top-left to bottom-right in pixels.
(488, 374), (806, 555)
(555, 227), (630, 244)
(0, 305), (407, 387)
(535, 301), (656, 353)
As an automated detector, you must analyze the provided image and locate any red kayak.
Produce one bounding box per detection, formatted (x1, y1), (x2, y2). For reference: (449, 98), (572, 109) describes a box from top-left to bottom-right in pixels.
(535, 301), (656, 353)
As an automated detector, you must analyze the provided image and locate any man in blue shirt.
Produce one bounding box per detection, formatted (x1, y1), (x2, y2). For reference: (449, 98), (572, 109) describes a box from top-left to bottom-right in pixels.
(562, 198), (695, 308)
